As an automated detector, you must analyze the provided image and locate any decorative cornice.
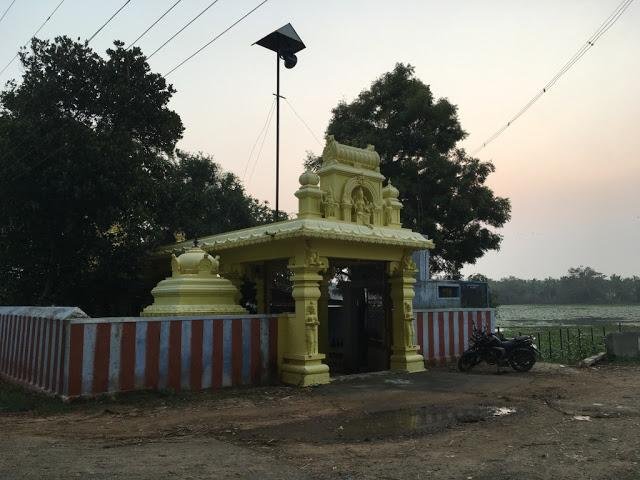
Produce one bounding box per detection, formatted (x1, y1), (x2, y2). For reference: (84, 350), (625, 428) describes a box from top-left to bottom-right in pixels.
(153, 218), (434, 256)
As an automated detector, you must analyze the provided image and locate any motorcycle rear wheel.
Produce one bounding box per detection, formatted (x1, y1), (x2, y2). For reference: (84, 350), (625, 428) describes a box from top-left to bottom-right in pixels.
(458, 352), (480, 372)
(509, 348), (536, 372)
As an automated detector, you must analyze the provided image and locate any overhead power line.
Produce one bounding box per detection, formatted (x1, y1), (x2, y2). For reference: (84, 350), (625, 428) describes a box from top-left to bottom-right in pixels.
(3, 0), (135, 180)
(243, 97), (276, 180)
(126, 0), (182, 50)
(164, 0), (269, 77)
(0, 0), (66, 77)
(87, 0), (133, 43)
(147, 0), (222, 60)
(247, 97), (277, 183)
(471, 0), (635, 155)
(0, 0), (17, 26)
(284, 98), (323, 147)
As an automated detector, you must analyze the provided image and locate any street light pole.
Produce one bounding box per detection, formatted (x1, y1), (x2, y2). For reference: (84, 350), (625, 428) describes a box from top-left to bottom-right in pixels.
(275, 52), (280, 219)
(254, 23), (305, 223)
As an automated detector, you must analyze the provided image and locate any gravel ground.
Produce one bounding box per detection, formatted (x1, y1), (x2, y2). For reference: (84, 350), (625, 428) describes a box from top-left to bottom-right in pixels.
(1, 362), (638, 479)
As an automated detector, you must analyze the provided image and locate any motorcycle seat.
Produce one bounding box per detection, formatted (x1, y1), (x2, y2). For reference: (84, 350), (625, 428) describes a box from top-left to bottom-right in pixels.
(514, 335), (531, 341)
(499, 340), (517, 349)
(500, 338), (530, 348)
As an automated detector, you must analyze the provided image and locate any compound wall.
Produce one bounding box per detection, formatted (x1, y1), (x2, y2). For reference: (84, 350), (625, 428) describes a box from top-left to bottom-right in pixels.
(0, 307), (278, 399)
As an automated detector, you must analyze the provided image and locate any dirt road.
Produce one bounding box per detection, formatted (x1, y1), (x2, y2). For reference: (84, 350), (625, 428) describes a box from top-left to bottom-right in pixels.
(1, 362), (639, 479)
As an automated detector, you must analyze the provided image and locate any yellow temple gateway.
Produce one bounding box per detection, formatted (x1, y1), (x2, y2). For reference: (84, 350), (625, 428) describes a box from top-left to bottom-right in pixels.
(148, 136), (434, 386)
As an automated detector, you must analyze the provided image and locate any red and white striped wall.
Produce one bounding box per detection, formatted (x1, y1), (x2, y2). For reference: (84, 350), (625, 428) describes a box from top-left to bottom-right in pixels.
(413, 309), (495, 366)
(2, 306), (495, 398)
(0, 308), (278, 399)
(0, 307), (87, 396)
(63, 315), (278, 398)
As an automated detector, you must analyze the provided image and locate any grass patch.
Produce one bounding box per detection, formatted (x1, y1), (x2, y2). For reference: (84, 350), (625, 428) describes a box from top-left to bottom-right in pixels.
(497, 324), (624, 365)
(0, 379), (69, 415)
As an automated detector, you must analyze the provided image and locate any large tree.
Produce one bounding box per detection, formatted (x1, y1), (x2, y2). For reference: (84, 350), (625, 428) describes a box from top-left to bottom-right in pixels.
(307, 64), (511, 277)
(160, 150), (274, 241)
(0, 37), (271, 315)
(0, 37), (183, 314)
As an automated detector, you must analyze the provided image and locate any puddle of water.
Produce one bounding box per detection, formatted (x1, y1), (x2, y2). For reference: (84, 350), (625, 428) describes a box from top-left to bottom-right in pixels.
(384, 379), (412, 385)
(335, 406), (490, 440)
(242, 404), (519, 444)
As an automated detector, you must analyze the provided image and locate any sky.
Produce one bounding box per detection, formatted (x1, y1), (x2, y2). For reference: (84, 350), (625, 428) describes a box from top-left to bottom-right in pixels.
(1, 0), (638, 280)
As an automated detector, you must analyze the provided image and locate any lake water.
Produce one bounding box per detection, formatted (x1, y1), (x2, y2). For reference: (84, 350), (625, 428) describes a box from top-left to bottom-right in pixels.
(496, 304), (640, 327)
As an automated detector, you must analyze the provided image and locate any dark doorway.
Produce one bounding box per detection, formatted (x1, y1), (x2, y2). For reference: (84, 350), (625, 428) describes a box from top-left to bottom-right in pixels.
(327, 260), (390, 374)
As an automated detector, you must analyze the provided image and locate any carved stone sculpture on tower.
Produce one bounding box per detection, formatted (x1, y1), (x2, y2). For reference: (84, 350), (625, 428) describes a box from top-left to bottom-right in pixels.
(321, 186), (338, 219)
(353, 186), (373, 225)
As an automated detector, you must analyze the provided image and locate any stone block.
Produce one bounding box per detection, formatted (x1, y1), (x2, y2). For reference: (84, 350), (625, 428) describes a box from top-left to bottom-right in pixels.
(605, 332), (640, 358)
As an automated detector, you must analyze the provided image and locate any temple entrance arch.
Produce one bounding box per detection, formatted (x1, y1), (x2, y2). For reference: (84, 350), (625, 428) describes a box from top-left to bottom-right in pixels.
(151, 137), (434, 386)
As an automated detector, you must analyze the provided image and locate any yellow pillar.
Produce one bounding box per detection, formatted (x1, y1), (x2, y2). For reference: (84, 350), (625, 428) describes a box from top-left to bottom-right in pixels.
(388, 254), (425, 373)
(280, 249), (331, 386)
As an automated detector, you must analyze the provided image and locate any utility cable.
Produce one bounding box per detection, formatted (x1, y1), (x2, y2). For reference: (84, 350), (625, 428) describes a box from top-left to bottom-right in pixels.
(0, 0), (66, 77)
(284, 98), (323, 147)
(2, 0), (151, 184)
(126, 0), (182, 50)
(247, 98), (276, 183)
(87, 0), (133, 43)
(0, 0), (17, 26)
(164, 0), (269, 77)
(243, 97), (276, 180)
(471, 0), (634, 155)
(2, 0), (132, 166)
(147, 0), (222, 60)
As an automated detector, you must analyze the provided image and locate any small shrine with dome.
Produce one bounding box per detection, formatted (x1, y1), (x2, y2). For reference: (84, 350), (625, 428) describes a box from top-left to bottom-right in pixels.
(146, 136), (434, 386)
(142, 246), (246, 317)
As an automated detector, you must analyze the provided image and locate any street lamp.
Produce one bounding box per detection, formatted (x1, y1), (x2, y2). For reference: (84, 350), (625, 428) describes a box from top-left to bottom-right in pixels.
(254, 23), (305, 221)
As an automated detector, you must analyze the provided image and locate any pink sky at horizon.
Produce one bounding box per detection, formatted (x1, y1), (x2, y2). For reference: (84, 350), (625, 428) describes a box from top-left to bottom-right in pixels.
(1, 0), (638, 279)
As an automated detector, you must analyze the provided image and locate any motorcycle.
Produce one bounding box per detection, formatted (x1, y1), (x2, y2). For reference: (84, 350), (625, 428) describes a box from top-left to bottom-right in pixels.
(457, 327), (540, 373)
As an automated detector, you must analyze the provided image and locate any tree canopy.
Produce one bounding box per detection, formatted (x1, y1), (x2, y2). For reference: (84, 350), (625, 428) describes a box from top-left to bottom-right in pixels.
(307, 64), (511, 277)
(486, 266), (640, 305)
(0, 37), (271, 315)
(160, 150), (274, 240)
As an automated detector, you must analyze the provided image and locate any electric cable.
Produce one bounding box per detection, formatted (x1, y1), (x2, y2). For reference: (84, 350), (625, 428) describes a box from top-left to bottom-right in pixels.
(471, 0), (634, 155)
(147, 0), (222, 60)
(3, 0), (137, 179)
(1, 0), (135, 167)
(243, 97), (276, 180)
(247, 97), (276, 183)
(87, 0), (133, 43)
(284, 98), (323, 147)
(164, 0), (269, 77)
(0, 0), (17, 26)
(0, 0), (66, 77)
(126, 0), (182, 50)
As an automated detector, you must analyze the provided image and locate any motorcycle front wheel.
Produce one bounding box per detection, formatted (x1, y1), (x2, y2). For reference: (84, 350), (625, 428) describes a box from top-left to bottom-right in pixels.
(458, 351), (481, 372)
(509, 348), (536, 372)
